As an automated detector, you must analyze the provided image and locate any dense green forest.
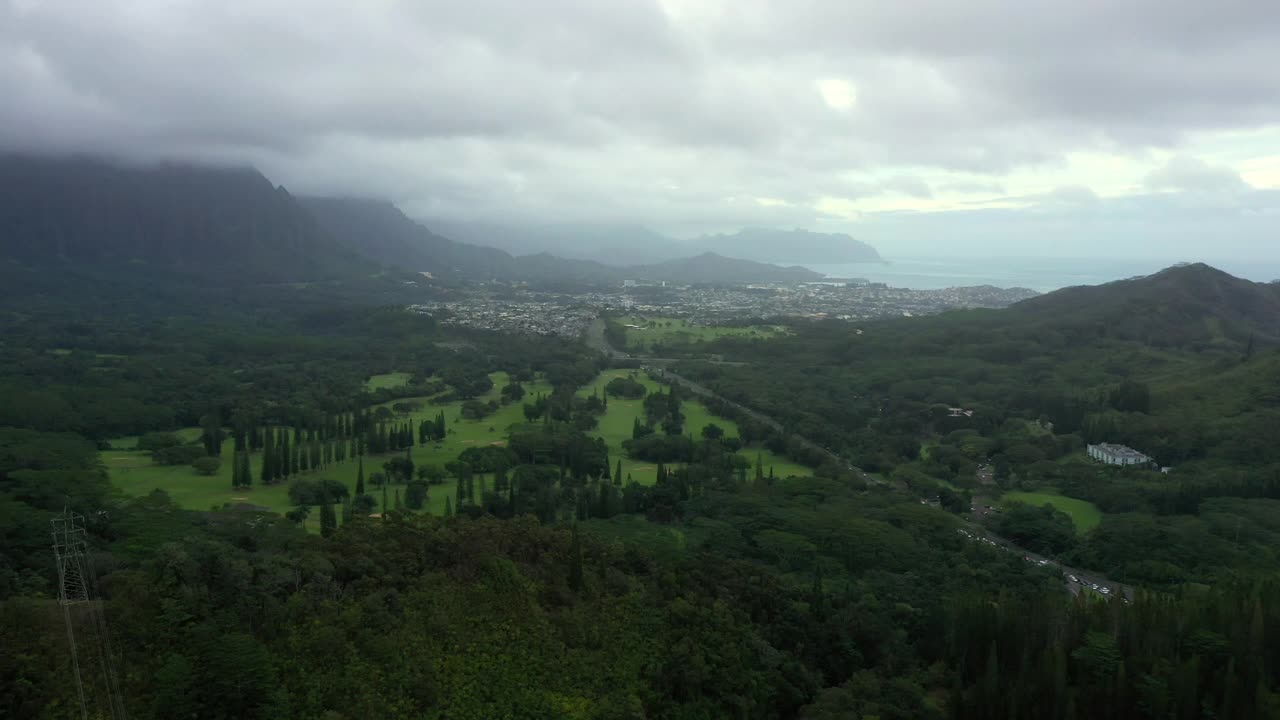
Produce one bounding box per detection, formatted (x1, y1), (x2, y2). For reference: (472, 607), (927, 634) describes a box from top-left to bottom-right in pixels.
(4, 260), (1280, 718)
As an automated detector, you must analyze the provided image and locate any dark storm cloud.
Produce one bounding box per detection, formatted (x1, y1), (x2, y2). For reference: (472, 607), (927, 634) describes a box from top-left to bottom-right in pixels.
(2, 0), (1278, 246)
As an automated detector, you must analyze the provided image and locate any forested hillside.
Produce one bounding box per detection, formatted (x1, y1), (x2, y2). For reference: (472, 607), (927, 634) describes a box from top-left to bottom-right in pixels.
(302, 197), (514, 279)
(3, 246), (1280, 718)
(678, 264), (1280, 590)
(681, 264), (1279, 466)
(0, 154), (369, 284)
(1008, 263), (1280, 347)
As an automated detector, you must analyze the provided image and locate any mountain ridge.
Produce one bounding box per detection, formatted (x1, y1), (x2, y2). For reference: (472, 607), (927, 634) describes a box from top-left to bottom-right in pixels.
(0, 153), (369, 284)
(423, 219), (882, 266)
(305, 196), (824, 284)
(1005, 261), (1280, 348)
(0, 154), (821, 289)
(692, 227), (883, 264)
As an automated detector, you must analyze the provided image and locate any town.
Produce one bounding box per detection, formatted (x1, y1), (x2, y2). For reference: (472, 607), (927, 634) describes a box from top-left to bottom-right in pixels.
(412, 280), (1040, 337)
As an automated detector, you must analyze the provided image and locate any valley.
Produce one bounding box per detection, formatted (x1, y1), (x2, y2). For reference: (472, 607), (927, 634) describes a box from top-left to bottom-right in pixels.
(3, 154), (1280, 720)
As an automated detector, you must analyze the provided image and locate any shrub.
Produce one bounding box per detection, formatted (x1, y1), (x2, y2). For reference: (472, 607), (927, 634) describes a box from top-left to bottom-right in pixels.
(191, 456), (222, 476)
(154, 444), (206, 465)
(605, 377), (646, 399)
(137, 431), (184, 453)
(288, 478), (350, 506)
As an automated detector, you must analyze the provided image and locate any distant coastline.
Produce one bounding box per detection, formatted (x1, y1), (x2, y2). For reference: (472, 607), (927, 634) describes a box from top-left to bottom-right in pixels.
(800, 256), (1280, 293)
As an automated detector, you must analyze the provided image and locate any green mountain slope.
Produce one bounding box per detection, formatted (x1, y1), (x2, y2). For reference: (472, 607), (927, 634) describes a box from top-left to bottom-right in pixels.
(1009, 263), (1280, 348)
(0, 154), (371, 284)
(301, 197), (513, 279)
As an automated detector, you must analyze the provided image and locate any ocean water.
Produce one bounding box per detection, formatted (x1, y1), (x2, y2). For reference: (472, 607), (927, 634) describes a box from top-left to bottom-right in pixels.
(802, 256), (1280, 293)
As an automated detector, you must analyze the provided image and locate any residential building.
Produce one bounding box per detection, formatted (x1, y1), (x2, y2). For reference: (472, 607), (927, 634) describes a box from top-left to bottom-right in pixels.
(1087, 443), (1153, 467)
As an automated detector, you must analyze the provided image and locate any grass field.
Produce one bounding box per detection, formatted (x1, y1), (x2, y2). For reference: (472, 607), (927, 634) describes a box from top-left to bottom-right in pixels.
(1002, 491), (1103, 534)
(364, 372), (412, 390)
(107, 427), (202, 451)
(106, 371), (553, 526)
(619, 316), (784, 351)
(577, 368), (812, 483)
(577, 369), (666, 484)
(105, 368), (811, 527)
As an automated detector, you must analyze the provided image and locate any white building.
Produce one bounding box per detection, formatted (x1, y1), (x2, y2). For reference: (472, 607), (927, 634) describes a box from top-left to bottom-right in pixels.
(1087, 443), (1154, 467)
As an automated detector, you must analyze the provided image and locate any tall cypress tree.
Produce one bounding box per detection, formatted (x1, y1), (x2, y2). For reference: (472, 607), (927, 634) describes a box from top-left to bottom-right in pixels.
(232, 451), (246, 488)
(568, 524), (584, 592)
(355, 457), (365, 496)
(444, 497), (453, 518)
(614, 460), (623, 487)
(381, 483), (389, 517)
(261, 429), (275, 484)
(319, 491), (337, 538)
(200, 410), (223, 457)
(279, 428), (291, 479)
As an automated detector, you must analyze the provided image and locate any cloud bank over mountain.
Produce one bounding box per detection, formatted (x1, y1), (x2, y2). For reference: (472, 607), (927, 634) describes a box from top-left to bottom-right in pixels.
(3, 0), (1278, 259)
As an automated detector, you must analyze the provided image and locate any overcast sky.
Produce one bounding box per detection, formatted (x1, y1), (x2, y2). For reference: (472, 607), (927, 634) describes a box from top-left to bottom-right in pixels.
(3, 0), (1279, 261)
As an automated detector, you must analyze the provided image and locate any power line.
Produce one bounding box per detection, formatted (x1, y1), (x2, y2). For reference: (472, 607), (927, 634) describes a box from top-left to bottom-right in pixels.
(52, 507), (127, 720)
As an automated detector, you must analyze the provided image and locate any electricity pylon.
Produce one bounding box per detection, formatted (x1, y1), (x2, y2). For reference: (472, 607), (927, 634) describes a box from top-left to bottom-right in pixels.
(52, 508), (126, 720)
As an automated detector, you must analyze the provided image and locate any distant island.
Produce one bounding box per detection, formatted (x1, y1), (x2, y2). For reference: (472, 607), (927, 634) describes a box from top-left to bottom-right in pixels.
(692, 227), (883, 264)
(426, 220), (883, 267)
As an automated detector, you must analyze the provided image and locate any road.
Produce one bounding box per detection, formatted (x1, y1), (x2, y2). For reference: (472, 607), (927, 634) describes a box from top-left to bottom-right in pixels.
(588, 314), (1133, 599)
(959, 525), (1134, 601)
(649, 366), (883, 483)
(587, 319), (863, 476)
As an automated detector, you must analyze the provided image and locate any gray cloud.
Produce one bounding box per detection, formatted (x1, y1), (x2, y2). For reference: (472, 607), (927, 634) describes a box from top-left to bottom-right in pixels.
(1145, 156), (1251, 193)
(2, 1), (1279, 254)
(1044, 185), (1101, 205)
(882, 176), (934, 199)
(938, 180), (1006, 195)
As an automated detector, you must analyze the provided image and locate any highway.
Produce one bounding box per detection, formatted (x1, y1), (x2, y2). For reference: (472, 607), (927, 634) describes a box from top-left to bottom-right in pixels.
(588, 315), (1134, 600)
